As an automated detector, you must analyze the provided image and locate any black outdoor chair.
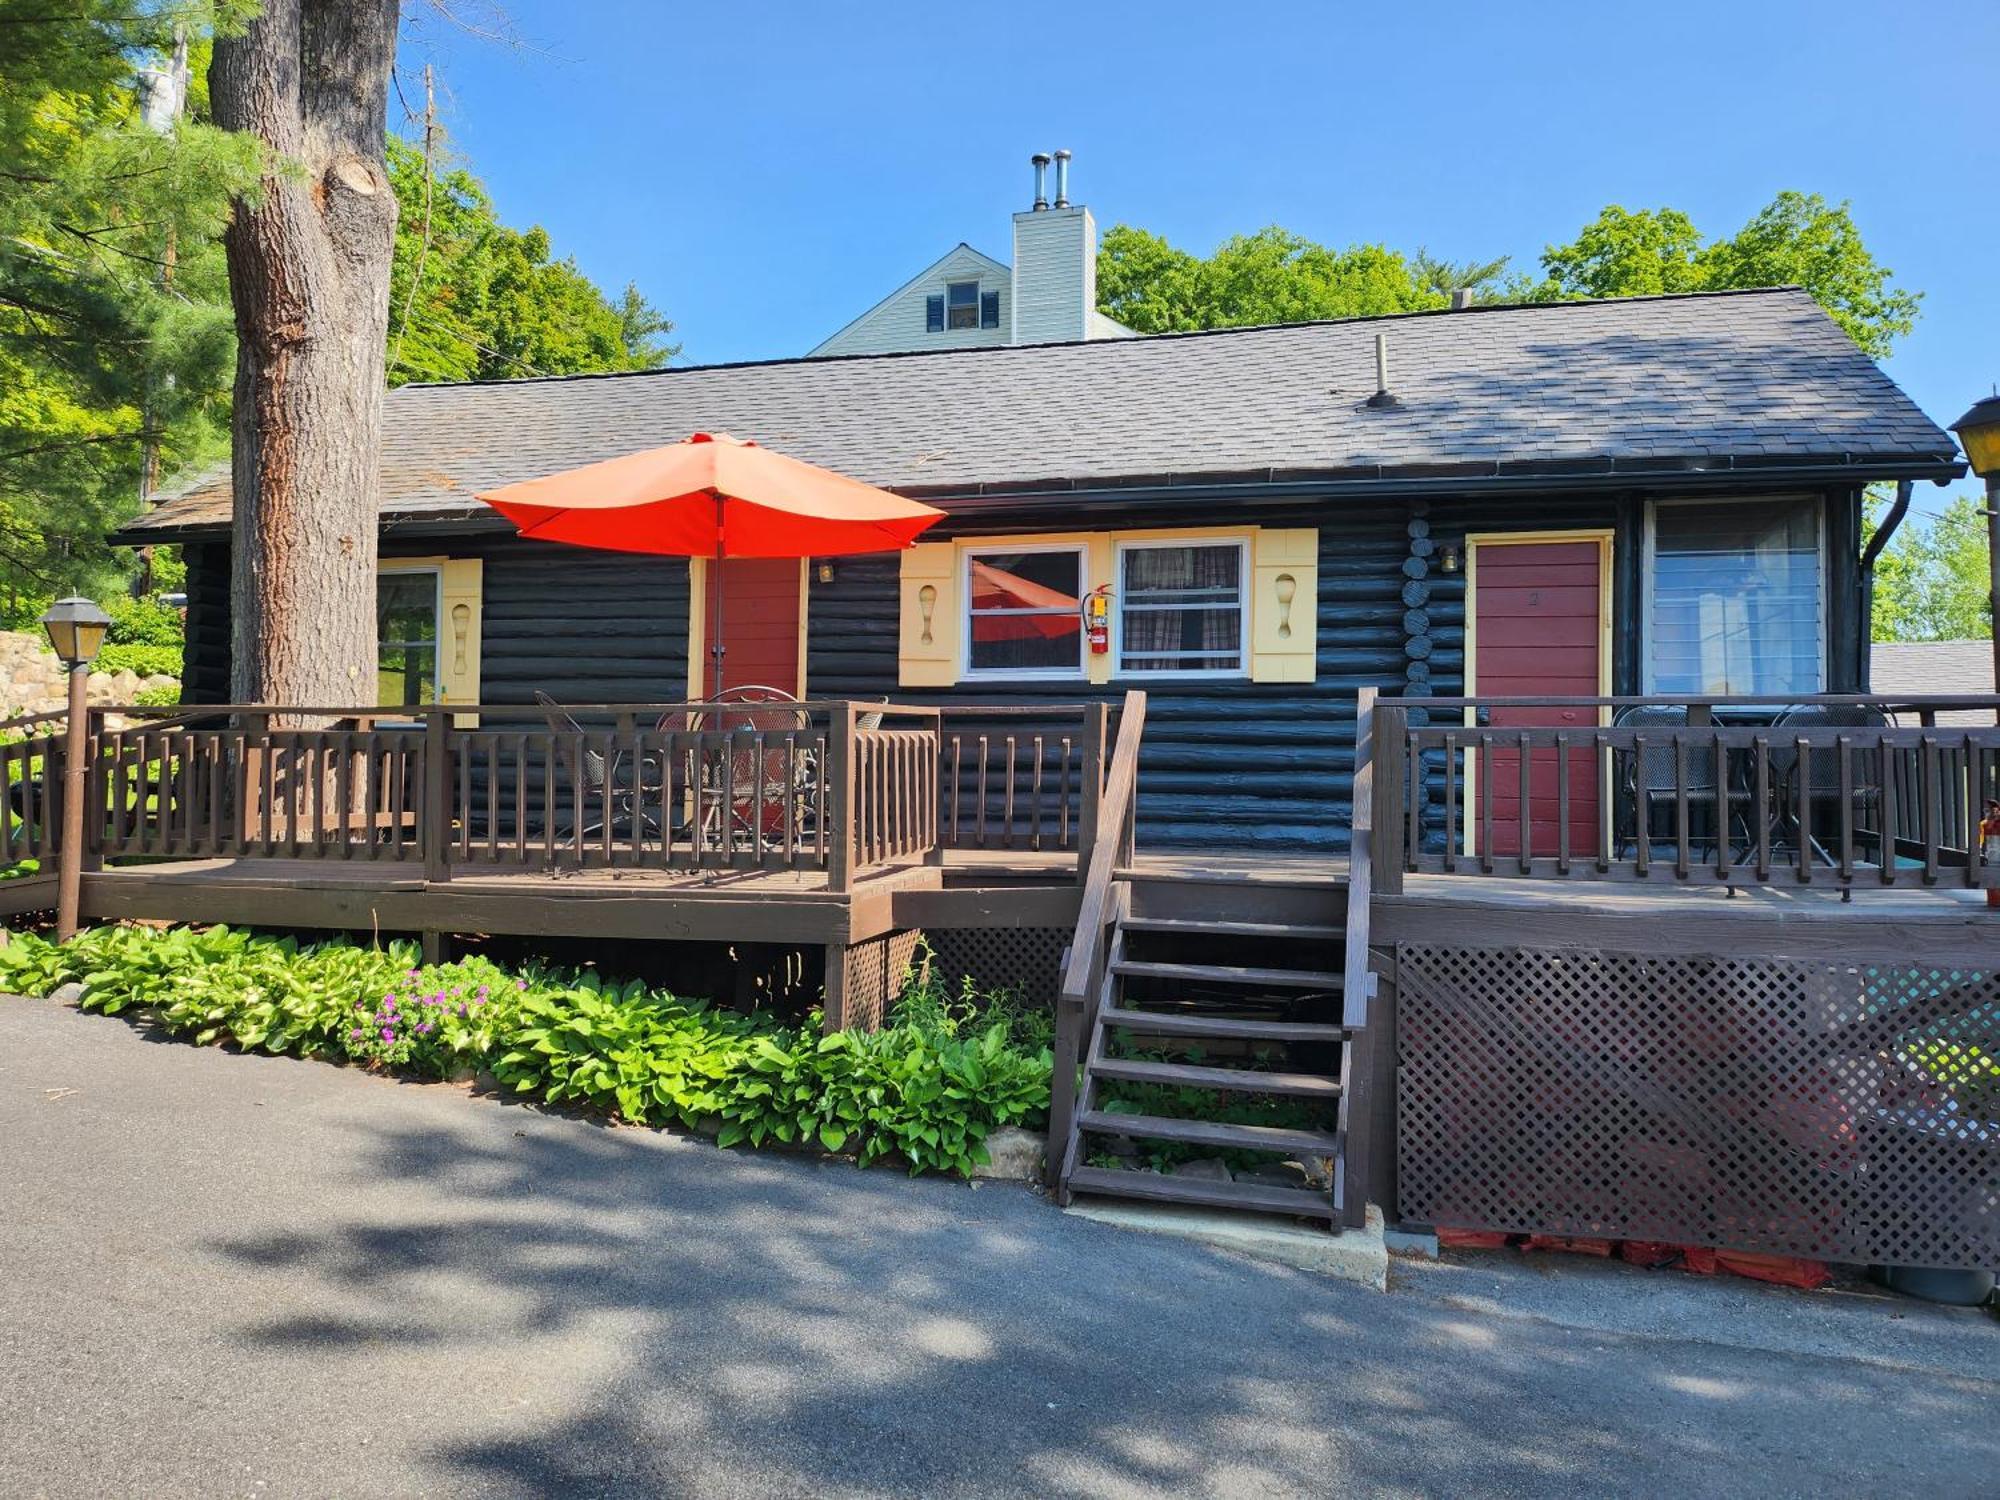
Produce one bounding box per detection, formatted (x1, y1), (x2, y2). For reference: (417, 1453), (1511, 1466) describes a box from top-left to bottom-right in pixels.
(533, 690), (665, 843)
(1614, 703), (1753, 862)
(1769, 702), (1888, 870)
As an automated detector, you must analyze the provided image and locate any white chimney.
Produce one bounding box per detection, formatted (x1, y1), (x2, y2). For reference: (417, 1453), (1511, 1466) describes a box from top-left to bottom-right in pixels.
(1010, 149), (1096, 345)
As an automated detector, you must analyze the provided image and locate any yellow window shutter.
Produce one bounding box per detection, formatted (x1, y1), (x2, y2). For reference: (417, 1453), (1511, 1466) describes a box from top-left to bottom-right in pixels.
(436, 558), (484, 725)
(1250, 528), (1317, 683)
(899, 543), (958, 687)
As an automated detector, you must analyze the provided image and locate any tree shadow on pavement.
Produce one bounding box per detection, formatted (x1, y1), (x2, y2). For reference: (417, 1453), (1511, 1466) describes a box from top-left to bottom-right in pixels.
(204, 1105), (2000, 1500)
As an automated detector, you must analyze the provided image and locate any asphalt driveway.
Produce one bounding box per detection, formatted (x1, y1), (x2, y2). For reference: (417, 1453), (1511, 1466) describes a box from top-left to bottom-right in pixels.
(3, 996), (1996, 1499)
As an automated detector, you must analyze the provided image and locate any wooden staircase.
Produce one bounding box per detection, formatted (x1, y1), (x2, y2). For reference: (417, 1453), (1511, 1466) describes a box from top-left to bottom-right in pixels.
(1047, 689), (1386, 1231)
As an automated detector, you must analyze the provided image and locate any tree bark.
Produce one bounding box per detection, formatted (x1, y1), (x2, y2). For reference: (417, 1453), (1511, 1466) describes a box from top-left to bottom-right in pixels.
(212, 0), (401, 710)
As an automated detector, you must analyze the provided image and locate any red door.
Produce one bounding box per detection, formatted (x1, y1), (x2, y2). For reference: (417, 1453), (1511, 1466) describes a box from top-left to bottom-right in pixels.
(1471, 538), (1606, 861)
(712, 559), (803, 696)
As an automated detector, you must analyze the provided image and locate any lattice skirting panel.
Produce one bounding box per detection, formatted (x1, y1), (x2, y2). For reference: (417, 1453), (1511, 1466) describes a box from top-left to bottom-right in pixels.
(923, 927), (1070, 1007)
(1395, 945), (2000, 1268)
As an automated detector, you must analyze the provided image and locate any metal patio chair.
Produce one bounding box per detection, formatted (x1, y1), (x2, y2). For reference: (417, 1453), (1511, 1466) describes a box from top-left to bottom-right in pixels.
(533, 690), (665, 844)
(1613, 703), (1754, 862)
(682, 685), (819, 852)
(1769, 702), (1889, 870)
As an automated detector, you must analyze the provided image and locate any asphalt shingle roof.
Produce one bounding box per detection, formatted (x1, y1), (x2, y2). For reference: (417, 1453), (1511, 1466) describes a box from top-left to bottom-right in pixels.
(126, 287), (1961, 537)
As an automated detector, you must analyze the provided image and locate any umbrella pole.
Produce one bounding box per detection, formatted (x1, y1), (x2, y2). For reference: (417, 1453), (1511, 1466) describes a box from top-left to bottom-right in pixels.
(710, 493), (725, 700)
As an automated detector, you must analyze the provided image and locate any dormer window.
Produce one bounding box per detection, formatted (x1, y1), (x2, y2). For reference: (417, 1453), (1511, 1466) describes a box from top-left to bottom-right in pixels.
(925, 282), (1002, 334)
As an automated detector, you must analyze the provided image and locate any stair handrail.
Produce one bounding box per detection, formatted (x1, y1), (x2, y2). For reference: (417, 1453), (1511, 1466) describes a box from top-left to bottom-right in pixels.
(1047, 689), (1147, 1189)
(1331, 685), (1382, 1229)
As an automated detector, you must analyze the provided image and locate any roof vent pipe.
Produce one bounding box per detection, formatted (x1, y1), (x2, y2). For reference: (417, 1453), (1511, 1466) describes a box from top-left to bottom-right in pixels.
(1366, 332), (1402, 408)
(1030, 153), (1051, 211)
(1052, 149), (1071, 208)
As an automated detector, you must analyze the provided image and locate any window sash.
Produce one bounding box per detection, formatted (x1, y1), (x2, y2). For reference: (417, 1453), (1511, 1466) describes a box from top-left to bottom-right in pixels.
(377, 569), (440, 708)
(1643, 498), (1824, 696)
(963, 546), (1084, 678)
(1115, 541), (1248, 676)
(945, 281), (979, 330)
(924, 295), (944, 333)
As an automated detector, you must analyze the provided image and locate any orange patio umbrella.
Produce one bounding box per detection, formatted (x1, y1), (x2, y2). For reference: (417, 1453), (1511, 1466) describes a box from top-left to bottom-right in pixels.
(478, 433), (943, 697)
(969, 559), (1082, 641)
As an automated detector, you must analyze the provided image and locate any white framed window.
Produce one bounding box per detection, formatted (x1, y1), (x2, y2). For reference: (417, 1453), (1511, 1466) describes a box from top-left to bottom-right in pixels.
(1114, 538), (1249, 677)
(376, 566), (442, 708)
(1643, 497), (1825, 695)
(961, 544), (1085, 679)
(946, 280), (980, 330)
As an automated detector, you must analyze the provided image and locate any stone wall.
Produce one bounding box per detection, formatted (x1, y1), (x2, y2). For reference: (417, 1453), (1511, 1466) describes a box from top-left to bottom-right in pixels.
(0, 631), (178, 718)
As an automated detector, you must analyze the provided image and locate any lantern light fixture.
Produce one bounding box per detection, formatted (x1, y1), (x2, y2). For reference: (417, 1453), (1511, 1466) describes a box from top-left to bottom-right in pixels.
(39, 596), (111, 669)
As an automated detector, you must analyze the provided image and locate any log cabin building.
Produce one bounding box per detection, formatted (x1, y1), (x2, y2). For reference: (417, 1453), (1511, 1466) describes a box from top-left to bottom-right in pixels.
(88, 286), (2000, 1257)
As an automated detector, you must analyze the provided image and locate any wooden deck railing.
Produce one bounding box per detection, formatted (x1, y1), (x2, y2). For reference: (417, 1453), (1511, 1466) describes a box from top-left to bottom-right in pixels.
(74, 701), (955, 890)
(0, 710), (67, 872)
(934, 704), (1104, 856)
(1374, 694), (2000, 894)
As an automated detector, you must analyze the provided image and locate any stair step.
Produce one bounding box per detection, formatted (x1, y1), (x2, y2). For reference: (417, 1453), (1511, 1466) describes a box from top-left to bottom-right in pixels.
(1067, 1164), (1335, 1221)
(1078, 1109), (1341, 1156)
(1089, 1056), (1342, 1098)
(1120, 916), (1347, 943)
(1111, 960), (1343, 991)
(1102, 1007), (1351, 1043)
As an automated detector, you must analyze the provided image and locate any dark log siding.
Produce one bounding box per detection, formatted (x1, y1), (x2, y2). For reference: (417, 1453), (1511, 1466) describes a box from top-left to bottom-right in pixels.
(809, 505), (1412, 851)
(430, 537), (691, 709)
(181, 542), (233, 704)
(179, 535), (693, 710)
(168, 483), (1866, 855)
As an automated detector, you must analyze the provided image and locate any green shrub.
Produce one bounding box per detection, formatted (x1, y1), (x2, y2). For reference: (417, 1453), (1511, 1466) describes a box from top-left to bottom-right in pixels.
(0, 924), (1051, 1177)
(97, 642), (182, 679)
(105, 596), (185, 650)
(131, 682), (182, 707)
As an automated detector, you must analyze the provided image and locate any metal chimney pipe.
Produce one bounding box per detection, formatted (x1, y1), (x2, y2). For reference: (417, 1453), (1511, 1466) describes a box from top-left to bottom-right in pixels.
(1366, 332), (1402, 408)
(1052, 149), (1071, 208)
(1450, 288), (1474, 311)
(1030, 153), (1051, 211)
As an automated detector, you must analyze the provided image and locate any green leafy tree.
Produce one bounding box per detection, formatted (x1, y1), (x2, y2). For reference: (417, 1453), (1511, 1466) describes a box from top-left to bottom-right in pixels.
(0, 1), (261, 604)
(1097, 225), (1444, 333)
(385, 138), (677, 385)
(1871, 492), (1991, 642)
(1525, 192), (1920, 359)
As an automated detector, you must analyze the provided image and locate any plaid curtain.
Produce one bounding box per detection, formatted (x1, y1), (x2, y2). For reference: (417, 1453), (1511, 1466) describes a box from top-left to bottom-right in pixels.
(1123, 546), (1240, 662)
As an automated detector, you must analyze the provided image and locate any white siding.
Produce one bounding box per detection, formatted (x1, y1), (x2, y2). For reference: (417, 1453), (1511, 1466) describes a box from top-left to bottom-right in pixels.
(811, 244), (1010, 358)
(1009, 205), (1091, 345)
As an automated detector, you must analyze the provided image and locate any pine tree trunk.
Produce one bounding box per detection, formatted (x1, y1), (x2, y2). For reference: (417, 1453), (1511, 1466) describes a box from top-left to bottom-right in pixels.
(212, 0), (401, 709)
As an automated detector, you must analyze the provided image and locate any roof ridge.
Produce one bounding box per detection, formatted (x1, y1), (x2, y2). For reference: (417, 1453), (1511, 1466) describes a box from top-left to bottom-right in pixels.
(396, 286), (1820, 394)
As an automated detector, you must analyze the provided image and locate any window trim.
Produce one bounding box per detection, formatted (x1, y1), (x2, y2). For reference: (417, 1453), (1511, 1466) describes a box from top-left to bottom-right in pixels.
(959, 541), (1087, 682)
(1640, 495), (1827, 695)
(376, 561), (442, 712)
(1111, 535), (1251, 680)
(924, 294), (944, 333)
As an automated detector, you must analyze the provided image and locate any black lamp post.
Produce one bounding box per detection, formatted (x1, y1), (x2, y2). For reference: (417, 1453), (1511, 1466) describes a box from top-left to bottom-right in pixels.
(39, 597), (110, 941)
(1950, 396), (2000, 708)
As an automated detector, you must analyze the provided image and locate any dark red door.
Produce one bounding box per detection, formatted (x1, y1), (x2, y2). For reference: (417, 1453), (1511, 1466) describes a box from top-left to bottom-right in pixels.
(1472, 538), (1605, 861)
(713, 558), (802, 696)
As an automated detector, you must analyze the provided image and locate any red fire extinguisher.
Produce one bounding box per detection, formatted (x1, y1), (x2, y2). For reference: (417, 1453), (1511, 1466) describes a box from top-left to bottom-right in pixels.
(1983, 801), (2000, 909)
(1085, 585), (1111, 655)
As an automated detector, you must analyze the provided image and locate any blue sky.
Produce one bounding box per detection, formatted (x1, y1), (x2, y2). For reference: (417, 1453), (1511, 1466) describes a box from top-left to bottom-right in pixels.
(408, 0), (1996, 514)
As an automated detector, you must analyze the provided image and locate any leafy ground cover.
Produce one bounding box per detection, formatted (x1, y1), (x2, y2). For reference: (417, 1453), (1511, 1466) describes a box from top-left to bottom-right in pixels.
(0, 925), (1050, 1177)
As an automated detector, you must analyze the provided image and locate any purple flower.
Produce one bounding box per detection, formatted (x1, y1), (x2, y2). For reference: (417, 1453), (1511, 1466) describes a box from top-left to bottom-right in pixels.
(381, 1027), (396, 1041)
(475, 985), (489, 999)
(405, 969), (419, 980)
(350, 1028), (363, 1040)
(457, 1005), (468, 1018)
(515, 979), (527, 991)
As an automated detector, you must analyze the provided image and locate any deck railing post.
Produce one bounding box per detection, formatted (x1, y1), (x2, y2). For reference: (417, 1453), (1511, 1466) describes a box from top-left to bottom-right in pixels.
(53, 667), (88, 941)
(1074, 702), (1110, 883)
(422, 707), (451, 883)
(1372, 698), (1408, 897)
(826, 701), (858, 892)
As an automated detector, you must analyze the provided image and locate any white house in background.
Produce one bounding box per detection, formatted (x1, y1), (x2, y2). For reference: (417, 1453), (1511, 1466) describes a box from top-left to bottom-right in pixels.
(809, 151), (1136, 357)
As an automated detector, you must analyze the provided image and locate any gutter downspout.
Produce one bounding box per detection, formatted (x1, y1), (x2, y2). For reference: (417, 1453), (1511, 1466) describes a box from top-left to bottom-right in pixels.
(1856, 479), (1914, 691)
